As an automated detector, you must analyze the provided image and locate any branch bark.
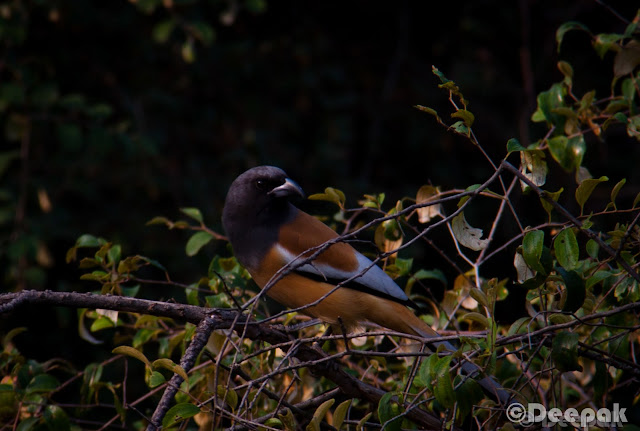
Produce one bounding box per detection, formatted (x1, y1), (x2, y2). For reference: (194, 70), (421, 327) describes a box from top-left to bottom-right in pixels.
(0, 290), (448, 429)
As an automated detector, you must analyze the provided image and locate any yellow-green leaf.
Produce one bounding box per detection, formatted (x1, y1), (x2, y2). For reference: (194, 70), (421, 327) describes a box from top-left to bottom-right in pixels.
(112, 345), (151, 367)
(610, 178), (626, 210)
(180, 207), (203, 223)
(575, 176), (608, 215)
(185, 231), (213, 256)
(356, 413), (372, 431)
(332, 399), (352, 429)
(451, 109), (475, 127)
(152, 358), (188, 381)
(540, 187), (563, 221)
(216, 385), (238, 410)
(462, 312), (490, 329)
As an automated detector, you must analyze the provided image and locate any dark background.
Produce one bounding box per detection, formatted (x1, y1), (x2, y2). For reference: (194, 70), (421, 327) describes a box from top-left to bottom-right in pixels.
(2, 1), (639, 362)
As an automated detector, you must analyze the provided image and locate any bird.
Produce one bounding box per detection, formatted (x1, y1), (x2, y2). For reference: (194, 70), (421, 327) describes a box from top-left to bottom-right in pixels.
(222, 165), (511, 405)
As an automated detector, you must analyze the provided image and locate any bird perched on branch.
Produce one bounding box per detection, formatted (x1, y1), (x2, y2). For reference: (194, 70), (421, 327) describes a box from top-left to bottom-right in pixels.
(222, 165), (511, 404)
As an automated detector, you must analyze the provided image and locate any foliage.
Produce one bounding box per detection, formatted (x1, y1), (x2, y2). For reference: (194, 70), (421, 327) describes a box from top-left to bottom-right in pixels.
(2, 2), (640, 431)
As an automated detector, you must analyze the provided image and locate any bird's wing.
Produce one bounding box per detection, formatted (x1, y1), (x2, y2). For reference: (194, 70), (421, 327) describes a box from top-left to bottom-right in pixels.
(275, 210), (410, 303)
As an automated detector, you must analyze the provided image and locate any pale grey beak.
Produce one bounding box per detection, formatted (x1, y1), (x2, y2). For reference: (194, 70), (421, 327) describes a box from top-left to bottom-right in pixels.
(269, 178), (305, 199)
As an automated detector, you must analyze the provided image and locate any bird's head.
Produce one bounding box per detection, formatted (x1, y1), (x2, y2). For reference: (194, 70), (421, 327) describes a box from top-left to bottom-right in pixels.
(222, 166), (305, 235)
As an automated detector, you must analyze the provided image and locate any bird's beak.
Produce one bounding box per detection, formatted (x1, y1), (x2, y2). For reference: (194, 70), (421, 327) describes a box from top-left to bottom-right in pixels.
(269, 178), (305, 199)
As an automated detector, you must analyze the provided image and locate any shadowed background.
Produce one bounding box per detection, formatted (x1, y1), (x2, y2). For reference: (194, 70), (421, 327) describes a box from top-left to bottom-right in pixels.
(2, 0), (638, 364)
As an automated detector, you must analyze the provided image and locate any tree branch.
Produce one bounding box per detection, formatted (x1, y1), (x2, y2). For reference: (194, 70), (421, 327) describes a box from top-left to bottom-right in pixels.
(0, 290), (448, 429)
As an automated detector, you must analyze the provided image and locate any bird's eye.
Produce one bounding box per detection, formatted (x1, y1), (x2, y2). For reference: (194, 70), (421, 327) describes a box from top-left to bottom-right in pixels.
(255, 179), (267, 191)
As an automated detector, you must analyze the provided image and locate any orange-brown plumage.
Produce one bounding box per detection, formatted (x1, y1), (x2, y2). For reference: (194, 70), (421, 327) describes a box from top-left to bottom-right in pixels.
(222, 166), (511, 405)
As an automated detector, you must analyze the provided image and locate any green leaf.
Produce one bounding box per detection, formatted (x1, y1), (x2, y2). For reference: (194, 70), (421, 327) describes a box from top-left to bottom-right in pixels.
(412, 268), (447, 285)
(91, 316), (117, 332)
(610, 178), (626, 210)
(377, 392), (403, 431)
(75, 234), (104, 248)
(205, 293), (232, 308)
(506, 138), (526, 153)
(146, 216), (171, 226)
(552, 331), (581, 372)
(432, 66), (451, 84)
(548, 135), (585, 171)
(557, 61), (574, 86)
(586, 270), (613, 290)
(16, 417), (39, 431)
(26, 374), (60, 394)
(507, 317), (533, 337)
(43, 405), (70, 430)
(523, 230), (546, 274)
(575, 176), (608, 215)
(78, 309), (103, 345)
(540, 187), (563, 220)
(417, 353), (439, 389)
(148, 371), (166, 388)
(180, 207), (204, 223)
(434, 356), (456, 408)
(185, 231), (214, 256)
(457, 183), (481, 207)
(586, 239), (599, 259)
(107, 244), (121, 265)
(622, 77), (637, 103)
(531, 83), (567, 126)
(152, 19), (175, 43)
(558, 268), (586, 313)
(579, 90), (596, 111)
(556, 21), (590, 52)
(112, 345), (151, 367)
(454, 378), (483, 421)
(451, 120), (469, 136)
(554, 228), (579, 270)
(162, 403), (201, 428)
(594, 33), (623, 59)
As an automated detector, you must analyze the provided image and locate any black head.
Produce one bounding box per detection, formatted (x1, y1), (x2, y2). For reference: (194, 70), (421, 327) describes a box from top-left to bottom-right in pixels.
(222, 166), (304, 269)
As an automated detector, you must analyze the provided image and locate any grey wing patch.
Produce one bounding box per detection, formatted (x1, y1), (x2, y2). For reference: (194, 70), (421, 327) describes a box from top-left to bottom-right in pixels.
(274, 244), (409, 302)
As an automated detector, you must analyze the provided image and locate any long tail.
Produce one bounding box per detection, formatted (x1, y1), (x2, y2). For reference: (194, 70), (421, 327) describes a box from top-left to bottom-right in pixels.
(369, 299), (513, 405)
